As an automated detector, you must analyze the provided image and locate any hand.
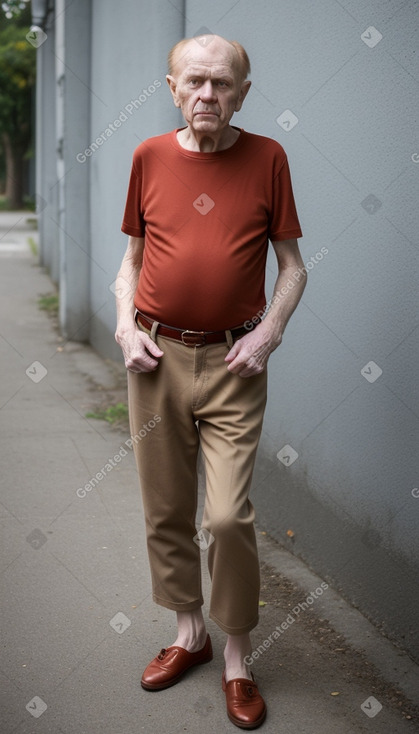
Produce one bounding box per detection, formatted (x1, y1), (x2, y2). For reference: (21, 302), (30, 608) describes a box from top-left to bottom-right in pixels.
(225, 323), (281, 378)
(115, 325), (164, 373)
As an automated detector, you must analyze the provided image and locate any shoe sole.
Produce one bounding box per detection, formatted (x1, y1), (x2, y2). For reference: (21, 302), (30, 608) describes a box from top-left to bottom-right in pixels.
(227, 707), (267, 730)
(140, 654), (213, 691)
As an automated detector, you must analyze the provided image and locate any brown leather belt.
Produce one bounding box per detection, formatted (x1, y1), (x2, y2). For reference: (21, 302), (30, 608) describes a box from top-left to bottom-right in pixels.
(135, 310), (256, 347)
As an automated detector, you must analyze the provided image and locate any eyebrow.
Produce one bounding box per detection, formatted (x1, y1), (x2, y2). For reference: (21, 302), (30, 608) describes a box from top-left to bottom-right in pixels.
(185, 68), (235, 81)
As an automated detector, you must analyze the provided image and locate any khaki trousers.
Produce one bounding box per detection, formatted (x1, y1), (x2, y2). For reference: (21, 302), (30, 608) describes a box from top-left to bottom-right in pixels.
(127, 321), (267, 635)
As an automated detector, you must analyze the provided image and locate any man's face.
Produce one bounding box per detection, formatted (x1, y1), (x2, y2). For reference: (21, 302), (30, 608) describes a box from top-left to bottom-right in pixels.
(166, 37), (251, 135)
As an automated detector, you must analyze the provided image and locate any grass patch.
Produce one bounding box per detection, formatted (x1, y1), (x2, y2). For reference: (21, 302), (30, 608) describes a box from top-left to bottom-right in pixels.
(38, 292), (59, 316)
(86, 402), (129, 425)
(28, 236), (38, 256)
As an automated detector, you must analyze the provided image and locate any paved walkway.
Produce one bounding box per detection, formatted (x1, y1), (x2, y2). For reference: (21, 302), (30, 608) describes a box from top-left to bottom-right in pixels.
(1, 211), (418, 733)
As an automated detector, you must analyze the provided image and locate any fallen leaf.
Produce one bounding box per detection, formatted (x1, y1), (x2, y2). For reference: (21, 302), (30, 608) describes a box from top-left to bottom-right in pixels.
(286, 529), (295, 538)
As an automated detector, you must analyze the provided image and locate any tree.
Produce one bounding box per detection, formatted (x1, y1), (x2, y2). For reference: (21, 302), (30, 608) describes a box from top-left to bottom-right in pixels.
(0, 2), (35, 209)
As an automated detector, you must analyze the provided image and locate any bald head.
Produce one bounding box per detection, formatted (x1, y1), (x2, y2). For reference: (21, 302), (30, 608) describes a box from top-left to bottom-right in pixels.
(168, 34), (251, 83)
(165, 33), (252, 149)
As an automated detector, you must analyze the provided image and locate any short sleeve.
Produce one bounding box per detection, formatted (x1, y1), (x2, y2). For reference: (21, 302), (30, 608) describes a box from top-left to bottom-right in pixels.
(268, 155), (303, 241)
(121, 153), (145, 237)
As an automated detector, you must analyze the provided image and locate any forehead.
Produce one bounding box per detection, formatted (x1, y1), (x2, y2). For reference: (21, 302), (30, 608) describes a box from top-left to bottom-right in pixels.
(181, 62), (236, 80)
(175, 39), (238, 78)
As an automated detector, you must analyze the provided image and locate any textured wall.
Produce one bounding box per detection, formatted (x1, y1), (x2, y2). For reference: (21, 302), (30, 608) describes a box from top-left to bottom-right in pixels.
(58, 0), (92, 340)
(36, 11), (59, 283)
(180, 0), (419, 659)
(88, 0), (182, 359)
(37, 0), (418, 660)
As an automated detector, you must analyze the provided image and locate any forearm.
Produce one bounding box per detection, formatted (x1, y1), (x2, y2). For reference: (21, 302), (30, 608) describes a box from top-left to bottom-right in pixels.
(225, 238), (307, 377)
(114, 236), (164, 371)
(115, 236), (144, 335)
(262, 264), (307, 345)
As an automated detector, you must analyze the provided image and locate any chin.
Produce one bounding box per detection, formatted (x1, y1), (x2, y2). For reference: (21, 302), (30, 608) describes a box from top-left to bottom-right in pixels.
(192, 120), (221, 132)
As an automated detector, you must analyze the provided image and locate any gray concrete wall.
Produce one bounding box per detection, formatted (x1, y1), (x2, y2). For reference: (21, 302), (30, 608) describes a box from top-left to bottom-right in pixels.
(35, 0), (419, 661)
(182, 0), (418, 660)
(87, 0), (183, 359)
(35, 8), (59, 283)
(58, 0), (91, 340)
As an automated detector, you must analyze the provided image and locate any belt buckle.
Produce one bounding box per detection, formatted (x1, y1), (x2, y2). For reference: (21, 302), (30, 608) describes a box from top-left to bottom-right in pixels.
(181, 330), (206, 347)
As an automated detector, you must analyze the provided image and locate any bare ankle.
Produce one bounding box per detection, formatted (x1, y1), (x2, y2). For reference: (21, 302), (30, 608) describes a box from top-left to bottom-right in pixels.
(173, 609), (207, 651)
(223, 633), (253, 681)
(224, 632), (251, 656)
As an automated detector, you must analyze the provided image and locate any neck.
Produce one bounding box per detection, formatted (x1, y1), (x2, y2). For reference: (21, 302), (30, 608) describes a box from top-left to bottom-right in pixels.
(177, 126), (240, 152)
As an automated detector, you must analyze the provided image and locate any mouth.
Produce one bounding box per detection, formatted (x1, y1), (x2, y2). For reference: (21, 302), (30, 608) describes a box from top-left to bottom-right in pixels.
(194, 110), (219, 116)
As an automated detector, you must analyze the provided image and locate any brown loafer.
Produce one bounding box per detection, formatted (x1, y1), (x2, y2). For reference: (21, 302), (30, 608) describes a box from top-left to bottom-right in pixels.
(141, 634), (213, 690)
(222, 670), (267, 729)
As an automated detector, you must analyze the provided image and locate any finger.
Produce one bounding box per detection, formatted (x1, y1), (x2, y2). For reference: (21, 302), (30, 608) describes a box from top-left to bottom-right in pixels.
(126, 358), (158, 372)
(240, 368), (257, 378)
(126, 350), (160, 372)
(227, 360), (253, 377)
(141, 334), (164, 357)
(226, 352), (248, 373)
(227, 362), (246, 375)
(241, 364), (266, 378)
(224, 341), (241, 363)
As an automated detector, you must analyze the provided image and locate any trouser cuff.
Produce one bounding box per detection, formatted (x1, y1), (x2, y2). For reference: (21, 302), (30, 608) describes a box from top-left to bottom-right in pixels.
(209, 611), (259, 635)
(152, 594), (204, 612)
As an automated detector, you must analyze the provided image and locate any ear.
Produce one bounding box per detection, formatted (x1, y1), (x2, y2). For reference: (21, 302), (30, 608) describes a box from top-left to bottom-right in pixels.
(235, 80), (251, 112)
(166, 75), (181, 108)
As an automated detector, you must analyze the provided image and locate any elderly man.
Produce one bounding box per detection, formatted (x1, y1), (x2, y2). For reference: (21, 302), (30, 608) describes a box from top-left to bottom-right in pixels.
(115, 33), (305, 729)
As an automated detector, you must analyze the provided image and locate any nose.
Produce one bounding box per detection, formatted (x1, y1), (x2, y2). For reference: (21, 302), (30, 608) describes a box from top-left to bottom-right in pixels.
(199, 79), (217, 101)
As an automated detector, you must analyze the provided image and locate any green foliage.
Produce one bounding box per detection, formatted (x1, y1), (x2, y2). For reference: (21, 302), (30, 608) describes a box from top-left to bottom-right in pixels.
(0, 3), (35, 206)
(86, 403), (130, 425)
(27, 235), (37, 255)
(1, 1), (31, 22)
(0, 19), (36, 145)
(38, 293), (59, 315)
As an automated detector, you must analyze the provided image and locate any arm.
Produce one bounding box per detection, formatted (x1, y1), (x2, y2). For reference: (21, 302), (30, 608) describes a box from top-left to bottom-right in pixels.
(114, 235), (164, 372)
(225, 238), (307, 378)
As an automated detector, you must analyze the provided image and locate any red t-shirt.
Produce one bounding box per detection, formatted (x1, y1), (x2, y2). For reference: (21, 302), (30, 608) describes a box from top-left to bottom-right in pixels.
(121, 127), (302, 331)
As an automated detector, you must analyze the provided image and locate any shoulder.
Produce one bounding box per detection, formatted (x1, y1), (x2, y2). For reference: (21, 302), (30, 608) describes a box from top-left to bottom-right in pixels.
(239, 130), (288, 173)
(240, 130), (287, 158)
(131, 131), (174, 165)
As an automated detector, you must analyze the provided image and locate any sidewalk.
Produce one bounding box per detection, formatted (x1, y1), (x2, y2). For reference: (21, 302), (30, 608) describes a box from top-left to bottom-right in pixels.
(1, 211), (418, 734)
